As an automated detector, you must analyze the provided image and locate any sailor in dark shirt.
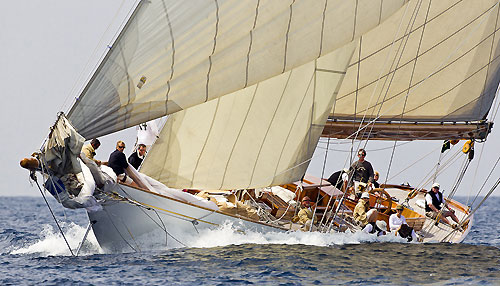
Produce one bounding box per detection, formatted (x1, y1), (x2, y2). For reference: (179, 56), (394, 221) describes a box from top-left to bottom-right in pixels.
(327, 168), (349, 191)
(425, 182), (460, 227)
(108, 141), (131, 183)
(349, 149), (375, 195)
(128, 144), (147, 169)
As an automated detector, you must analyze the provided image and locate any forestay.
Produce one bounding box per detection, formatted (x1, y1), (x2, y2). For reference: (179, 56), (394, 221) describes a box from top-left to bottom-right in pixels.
(140, 43), (355, 190)
(332, 0), (500, 123)
(67, 0), (407, 139)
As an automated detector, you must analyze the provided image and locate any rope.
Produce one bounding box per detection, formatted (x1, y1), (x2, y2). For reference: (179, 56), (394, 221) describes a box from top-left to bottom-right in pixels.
(470, 153), (500, 207)
(467, 143), (485, 206)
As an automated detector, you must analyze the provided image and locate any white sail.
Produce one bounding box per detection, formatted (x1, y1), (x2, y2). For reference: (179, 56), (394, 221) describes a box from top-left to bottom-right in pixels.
(140, 42), (355, 190)
(332, 0), (500, 123)
(66, 0), (407, 139)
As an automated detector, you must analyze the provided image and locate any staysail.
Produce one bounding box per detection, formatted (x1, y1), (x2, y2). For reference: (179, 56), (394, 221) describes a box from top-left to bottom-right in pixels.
(67, 0), (407, 139)
(324, 0), (500, 140)
(140, 42), (355, 190)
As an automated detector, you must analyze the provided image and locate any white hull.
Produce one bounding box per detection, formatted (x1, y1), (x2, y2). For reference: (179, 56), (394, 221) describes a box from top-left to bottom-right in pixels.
(88, 182), (474, 252)
(88, 184), (285, 252)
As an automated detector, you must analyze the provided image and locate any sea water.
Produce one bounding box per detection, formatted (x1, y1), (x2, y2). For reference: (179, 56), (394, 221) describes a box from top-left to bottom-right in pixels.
(0, 196), (499, 285)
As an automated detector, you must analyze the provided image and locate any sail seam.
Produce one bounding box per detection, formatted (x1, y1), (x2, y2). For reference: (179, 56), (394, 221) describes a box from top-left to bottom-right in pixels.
(245, 0), (261, 88)
(316, 68), (346, 74)
(282, 0), (295, 73)
(363, 0), (423, 142)
(359, 0), (422, 147)
(247, 71), (294, 188)
(348, 25), (500, 118)
(206, 0), (220, 102)
(387, 54), (500, 119)
(271, 69), (316, 185)
(161, 0), (175, 115)
(318, 0), (328, 57)
(386, 0), (429, 184)
(191, 99), (222, 188)
(220, 86), (259, 189)
(352, 0), (358, 41)
(479, 2), (500, 118)
(119, 44), (133, 130)
(348, 0), (467, 67)
(379, 0), (383, 25)
(338, 2), (499, 101)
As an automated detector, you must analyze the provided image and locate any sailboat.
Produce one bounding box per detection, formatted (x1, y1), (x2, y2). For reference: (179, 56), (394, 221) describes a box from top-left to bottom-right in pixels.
(20, 0), (500, 252)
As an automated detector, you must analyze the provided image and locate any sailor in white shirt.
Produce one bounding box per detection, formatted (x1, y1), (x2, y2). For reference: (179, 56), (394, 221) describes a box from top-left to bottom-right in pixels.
(389, 205), (418, 242)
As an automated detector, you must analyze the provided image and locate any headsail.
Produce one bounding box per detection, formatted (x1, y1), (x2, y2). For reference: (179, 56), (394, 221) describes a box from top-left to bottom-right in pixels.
(67, 0), (407, 139)
(140, 42), (355, 190)
(324, 0), (500, 140)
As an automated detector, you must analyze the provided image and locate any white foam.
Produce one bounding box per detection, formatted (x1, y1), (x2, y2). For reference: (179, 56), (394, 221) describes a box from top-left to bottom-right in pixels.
(12, 221), (411, 256)
(11, 222), (103, 256)
(186, 222), (408, 249)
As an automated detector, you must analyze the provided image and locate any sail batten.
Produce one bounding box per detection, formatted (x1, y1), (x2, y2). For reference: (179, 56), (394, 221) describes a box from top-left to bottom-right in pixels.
(66, 0), (407, 139)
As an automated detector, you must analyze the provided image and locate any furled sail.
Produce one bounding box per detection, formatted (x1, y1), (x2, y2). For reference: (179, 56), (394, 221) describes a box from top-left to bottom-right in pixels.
(139, 42), (355, 190)
(67, 0), (407, 139)
(331, 0), (500, 125)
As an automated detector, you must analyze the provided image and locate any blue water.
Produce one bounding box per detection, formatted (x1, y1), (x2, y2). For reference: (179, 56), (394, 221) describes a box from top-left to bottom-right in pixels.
(1, 196), (499, 285)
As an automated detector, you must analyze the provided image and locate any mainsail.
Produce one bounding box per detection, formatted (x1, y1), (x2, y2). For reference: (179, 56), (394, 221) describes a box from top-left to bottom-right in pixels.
(140, 42), (355, 190)
(66, 0), (407, 139)
(324, 0), (500, 140)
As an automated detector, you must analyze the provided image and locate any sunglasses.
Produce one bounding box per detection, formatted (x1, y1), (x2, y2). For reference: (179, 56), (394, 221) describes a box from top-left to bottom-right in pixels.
(358, 153), (365, 156)
(118, 145), (125, 149)
(303, 199), (311, 202)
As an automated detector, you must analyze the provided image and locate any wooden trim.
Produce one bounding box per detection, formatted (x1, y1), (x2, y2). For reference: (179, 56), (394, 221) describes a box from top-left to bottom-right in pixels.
(117, 183), (289, 230)
(322, 120), (492, 140)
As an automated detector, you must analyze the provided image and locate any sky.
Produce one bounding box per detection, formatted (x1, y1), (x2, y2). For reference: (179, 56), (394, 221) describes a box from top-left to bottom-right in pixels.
(1, 1), (499, 201)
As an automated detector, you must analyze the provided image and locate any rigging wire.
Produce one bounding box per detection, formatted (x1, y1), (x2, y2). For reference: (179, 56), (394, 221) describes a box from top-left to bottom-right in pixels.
(347, 2), (415, 157)
(330, 0), (500, 163)
(470, 154), (500, 207)
(102, 208), (139, 252)
(466, 142), (484, 206)
(380, 0), (425, 184)
(119, 187), (188, 247)
(31, 172), (75, 256)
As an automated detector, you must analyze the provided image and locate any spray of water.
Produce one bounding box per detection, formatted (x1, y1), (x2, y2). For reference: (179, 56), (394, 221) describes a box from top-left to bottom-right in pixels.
(185, 222), (407, 248)
(11, 221), (409, 256)
(11, 222), (103, 256)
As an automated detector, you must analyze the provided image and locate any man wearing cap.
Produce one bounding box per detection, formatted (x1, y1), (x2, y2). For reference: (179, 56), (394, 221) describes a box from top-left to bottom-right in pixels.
(390, 205), (418, 241)
(297, 196), (317, 231)
(353, 192), (378, 226)
(349, 149), (375, 195)
(363, 220), (387, 236)
(425, 183), (460, 227)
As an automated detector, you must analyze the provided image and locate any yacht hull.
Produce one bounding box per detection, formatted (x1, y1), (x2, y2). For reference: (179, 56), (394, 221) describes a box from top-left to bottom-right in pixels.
(88, 184), (284, 252)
